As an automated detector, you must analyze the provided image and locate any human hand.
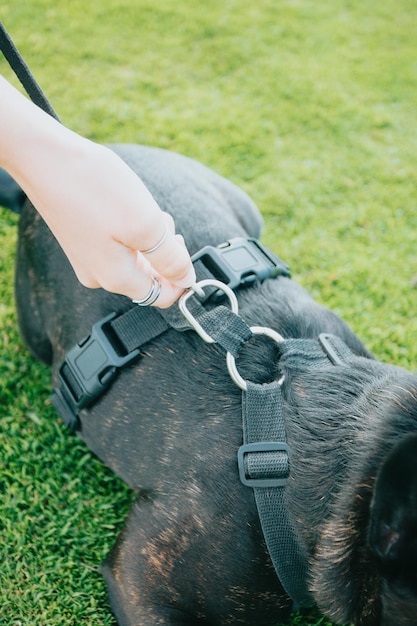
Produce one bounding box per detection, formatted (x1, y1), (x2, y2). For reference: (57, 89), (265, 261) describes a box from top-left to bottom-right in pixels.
(29, 141), (196, 308)
(0, 75), (195, 307)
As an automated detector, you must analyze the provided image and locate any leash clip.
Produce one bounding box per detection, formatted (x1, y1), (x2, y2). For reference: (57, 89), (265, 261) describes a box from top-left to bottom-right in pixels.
(178, 279), (239, 343)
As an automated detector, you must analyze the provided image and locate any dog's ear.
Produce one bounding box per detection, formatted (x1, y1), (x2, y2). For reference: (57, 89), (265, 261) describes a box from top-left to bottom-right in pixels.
(368, 433), (417, 584)
(312, 434), (417, 625)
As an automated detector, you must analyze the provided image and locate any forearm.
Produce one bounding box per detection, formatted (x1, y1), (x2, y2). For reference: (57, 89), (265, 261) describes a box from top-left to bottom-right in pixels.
(0, 74), (81, 183)
(0, 75), (121, 230)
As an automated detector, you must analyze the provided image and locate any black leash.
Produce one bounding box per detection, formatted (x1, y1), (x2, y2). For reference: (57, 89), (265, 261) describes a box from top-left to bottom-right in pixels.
(0, 21), (60, 120)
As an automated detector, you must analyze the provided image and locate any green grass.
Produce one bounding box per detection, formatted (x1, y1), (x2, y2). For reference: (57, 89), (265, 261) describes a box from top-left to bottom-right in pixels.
(1, 0), (417, 623)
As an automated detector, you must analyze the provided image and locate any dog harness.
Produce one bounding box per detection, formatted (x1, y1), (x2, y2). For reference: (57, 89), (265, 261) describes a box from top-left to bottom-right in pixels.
(52, 237), (316, 607)
(1, 24), (355, 612)
(52, 237), (291, 426)
(51, 236), (355, 610)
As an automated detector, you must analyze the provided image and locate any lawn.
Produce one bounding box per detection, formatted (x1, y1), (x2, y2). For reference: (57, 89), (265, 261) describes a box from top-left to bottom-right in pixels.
(1, 0), (416, 624)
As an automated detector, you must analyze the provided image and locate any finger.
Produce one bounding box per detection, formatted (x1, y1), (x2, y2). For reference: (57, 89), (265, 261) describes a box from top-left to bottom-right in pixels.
(130, 271), (186, 308)
(99, 246), (186, 307)
(79, 245), (154, 300)
(168, 233), (193, 284)
(143, 240), (195, 290)
(120, 204), (195, 287)
(150, 277), (186, 308)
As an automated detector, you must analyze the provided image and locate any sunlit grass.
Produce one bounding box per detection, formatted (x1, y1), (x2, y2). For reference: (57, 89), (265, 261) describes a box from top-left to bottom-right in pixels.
(1, 0), (416, 623)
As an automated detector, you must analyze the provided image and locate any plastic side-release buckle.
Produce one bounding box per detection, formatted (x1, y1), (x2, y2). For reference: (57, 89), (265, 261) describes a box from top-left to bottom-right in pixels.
(52, 312), (140, 429)
(238, 442), (290, 488)
(192, 237), (290, 295)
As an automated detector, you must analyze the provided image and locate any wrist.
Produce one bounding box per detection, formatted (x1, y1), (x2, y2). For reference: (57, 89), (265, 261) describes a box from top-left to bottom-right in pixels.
(0, 75), (87, 179)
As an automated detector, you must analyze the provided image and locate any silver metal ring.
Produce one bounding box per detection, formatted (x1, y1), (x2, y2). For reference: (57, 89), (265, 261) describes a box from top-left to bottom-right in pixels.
(141, 228), (169, 255)
(132, 276), (161, 306)
(178, 279), (239, 343)
(226, 326), (285, 390)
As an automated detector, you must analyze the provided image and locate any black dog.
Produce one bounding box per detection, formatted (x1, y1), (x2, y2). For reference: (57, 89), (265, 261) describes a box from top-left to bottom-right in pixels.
(7, 144), (417, 625)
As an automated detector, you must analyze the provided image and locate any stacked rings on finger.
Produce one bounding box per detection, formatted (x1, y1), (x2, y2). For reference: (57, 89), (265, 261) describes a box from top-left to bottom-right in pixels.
(133, 276), (161, 306)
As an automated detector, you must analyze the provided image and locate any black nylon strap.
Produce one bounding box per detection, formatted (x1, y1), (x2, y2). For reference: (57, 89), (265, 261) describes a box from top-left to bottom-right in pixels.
(108, 256), (254, 356)
(110, 306), (252, 356)
(110, 301), (253, 357)
(279, 334), (355, 370)
(243, 381), (313, 609)
(190, 306), (253, 356)
(110, 305), (170, 354)
(0, 21), (60, 120)
(239, 336), (355, 608)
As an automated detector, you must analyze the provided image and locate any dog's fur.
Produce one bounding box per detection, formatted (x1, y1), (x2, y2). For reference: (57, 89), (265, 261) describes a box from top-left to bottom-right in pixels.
(10, 144), (417, 625)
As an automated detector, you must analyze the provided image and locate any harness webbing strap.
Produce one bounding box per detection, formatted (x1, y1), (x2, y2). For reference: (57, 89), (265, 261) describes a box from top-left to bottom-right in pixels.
(239, 334), (356, 609)
(279, 334), (355, 369)
(110, 305), (170, 354)
(108, 258), (253, 356)
(243, 381), (313, 608)
(110, 301), (253, 357)
(179, 305), (253, 355)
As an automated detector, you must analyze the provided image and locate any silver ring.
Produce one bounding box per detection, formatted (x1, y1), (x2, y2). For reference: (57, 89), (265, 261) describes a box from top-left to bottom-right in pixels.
(132, 276), (161, 306)
(141, 228), (169, 255)
(226, 326), (285, 390)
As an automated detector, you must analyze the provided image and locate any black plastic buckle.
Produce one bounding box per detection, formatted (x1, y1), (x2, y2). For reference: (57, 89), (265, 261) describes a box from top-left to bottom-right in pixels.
(192, 237), (290, 295)
(52, 312), (140, 429)
(237, 442), (290, 488)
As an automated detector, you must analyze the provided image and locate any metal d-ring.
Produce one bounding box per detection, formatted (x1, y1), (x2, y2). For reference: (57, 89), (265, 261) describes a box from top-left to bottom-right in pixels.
(226, 326), (285, 390)
(178, 279), (239, 343)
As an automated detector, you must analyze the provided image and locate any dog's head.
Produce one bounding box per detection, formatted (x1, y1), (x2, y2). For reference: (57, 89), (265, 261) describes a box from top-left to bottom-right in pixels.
(304, 370), (417, 626)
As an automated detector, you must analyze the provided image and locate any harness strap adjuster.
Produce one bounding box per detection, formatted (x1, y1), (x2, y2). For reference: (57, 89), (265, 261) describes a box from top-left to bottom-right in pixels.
(238, 441), (290, 488)
(318, 332), (354, 366)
